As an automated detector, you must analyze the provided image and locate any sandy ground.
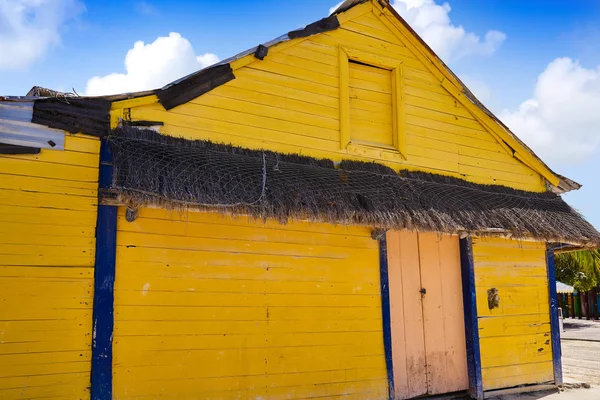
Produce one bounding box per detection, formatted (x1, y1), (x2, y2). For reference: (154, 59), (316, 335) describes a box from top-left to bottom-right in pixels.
(561, 340), (600, 386)
(491, 387), (600, 400)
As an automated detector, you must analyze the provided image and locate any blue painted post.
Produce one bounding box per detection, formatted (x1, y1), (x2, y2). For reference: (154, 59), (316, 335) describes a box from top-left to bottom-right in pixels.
(459, 237), (483, 400)
(546, 248), (563, 386)
(91, 139), (118, 400)
(377, 233), (395, 400)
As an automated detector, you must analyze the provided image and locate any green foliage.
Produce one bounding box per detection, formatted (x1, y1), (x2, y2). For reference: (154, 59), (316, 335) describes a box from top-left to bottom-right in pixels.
(555, 249), (600, 291)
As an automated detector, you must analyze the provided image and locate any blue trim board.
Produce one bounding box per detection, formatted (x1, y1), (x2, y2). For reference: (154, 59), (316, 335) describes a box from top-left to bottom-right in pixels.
(546, 247), (563, 386)
(91, 139), (118, 400)
(459, 237), (484, 400)
(378, 233), (395, 400)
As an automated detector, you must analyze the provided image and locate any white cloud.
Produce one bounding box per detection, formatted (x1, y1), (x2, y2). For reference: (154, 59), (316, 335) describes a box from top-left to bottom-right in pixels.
(390, 0), (506, 62)
(0, 0), (84, 70)
(329, 1), (344, 15)
(458, 74), (491, 103)
(500, 58), (600, 165)
(85, 32), (219, 96)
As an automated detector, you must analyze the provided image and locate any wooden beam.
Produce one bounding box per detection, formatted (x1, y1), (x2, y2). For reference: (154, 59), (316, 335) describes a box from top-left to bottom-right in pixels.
(460, 237), (484, 400)
(377, 232), (395, 400)
(91, 139), (118, 400)
(546, 247), (564, 386)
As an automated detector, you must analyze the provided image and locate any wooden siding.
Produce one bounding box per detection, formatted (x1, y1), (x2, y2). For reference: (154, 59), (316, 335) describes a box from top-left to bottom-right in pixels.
(387, 231), (468, 399)
(113, 208), (387, 399)
(349, 61), (394, 147)
(472, 238), (553, 391)
(0, 135), (99, 400)
(116, 3), (545, 192)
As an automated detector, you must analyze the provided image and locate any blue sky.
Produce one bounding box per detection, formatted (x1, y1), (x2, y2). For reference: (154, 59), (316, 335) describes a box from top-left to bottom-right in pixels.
(2, 0), (600, 228)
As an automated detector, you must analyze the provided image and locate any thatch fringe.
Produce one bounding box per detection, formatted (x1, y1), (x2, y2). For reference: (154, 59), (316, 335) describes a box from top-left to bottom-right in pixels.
(107, 127), (600, 246)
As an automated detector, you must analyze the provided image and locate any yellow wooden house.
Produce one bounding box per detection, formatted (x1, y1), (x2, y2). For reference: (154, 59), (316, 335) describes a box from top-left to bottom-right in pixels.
(1, 1), (599, 399)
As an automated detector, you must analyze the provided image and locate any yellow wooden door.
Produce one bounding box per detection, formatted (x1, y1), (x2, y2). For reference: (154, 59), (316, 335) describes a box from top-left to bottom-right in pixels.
(112, 208), (388, 399)
(473, 238), (553, 391)
(387, 231), (468, 399)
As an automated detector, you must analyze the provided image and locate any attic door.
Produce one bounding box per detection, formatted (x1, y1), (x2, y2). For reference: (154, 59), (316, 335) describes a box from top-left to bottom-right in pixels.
(387, 231), (469, 399)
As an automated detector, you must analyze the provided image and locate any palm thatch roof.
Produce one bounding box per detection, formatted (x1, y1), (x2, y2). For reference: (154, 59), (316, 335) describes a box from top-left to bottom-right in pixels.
(104, 127), (600, 247)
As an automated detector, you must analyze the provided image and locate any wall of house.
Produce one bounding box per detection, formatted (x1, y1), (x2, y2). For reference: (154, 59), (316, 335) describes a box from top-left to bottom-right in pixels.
(472, 237), (553, 392)
(0, 134), (99, 399)
(113, 1), (545, 192)
(112, 207), (388, 399)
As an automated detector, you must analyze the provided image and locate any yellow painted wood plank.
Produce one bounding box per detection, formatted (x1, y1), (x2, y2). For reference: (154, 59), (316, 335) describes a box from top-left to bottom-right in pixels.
(115, 305), (381, 322)
(0, 279), (92, 297)
(1, 149), (98, 168)
(478, 314), (550, 338)
(0, 254), (94, 267)
(0, 266), (93, 279)
(0, 361), (89, 378)
(199, 85), (339, 120)
(113, 354), (384, 381)
(404, 74), (451, 96)
(0, 243), (94, 257)
(351, 12), (400, 36)
(343, 19), (402, 44)
(0, 381), (90, 400)
(459, 153), (540, 176)
(473, 237), (546, 250)
(0, 351), (90, 367)
(480, 333), (552, 368)
(0, 157), (98, 182)
(228, 72), (339, 108)
(322, 29), (418, 65)
(475, 272), (549, 288)
(134, 103), (339, 143)
(281, 42), (338, 66)
(191, 91), (339, 131)
(116, 231), (376, 259)
(249, 58), (338, 87)
(0, 221), (94, 238)
(114, 290), (380, 308)
(0, 232), (94, 247)
(115, 274), (379, 296)
(459, 164), (542, 187)
(117, 217), (374, 249)
(406, 133), (459, 154)
(237, 67), (338, 98)
(476, 286), (549, 317)
(0, 173), (97, 197)
(0, 189), (97, 211)
(115, 260), (379, 286)
(142, 109), (338, 156)
(114, 332), (382, 352)
(64, 134), (100, 153)
(406, 94), (472, 119)
(473, 244), (547, 258)
(0, 205), (97, 227)
(116, 345), (382, 369)
(124, 208), (372, 236)
(482, 361), (553, 391)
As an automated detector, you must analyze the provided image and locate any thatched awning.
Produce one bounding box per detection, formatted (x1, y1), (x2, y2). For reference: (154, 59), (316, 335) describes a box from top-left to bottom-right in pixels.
(105, 128), (600, 247)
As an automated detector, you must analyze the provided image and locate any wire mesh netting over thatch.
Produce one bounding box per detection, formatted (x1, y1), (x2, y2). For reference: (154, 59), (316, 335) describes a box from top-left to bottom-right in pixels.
(106, 127), (600, 246)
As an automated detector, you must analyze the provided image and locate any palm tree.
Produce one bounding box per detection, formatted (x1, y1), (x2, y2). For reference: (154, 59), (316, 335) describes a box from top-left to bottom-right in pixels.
(555, 249), (600, 291)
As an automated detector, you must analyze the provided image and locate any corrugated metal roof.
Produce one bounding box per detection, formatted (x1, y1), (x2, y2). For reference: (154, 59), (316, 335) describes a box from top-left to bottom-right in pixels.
(0, 99), (65, 150)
